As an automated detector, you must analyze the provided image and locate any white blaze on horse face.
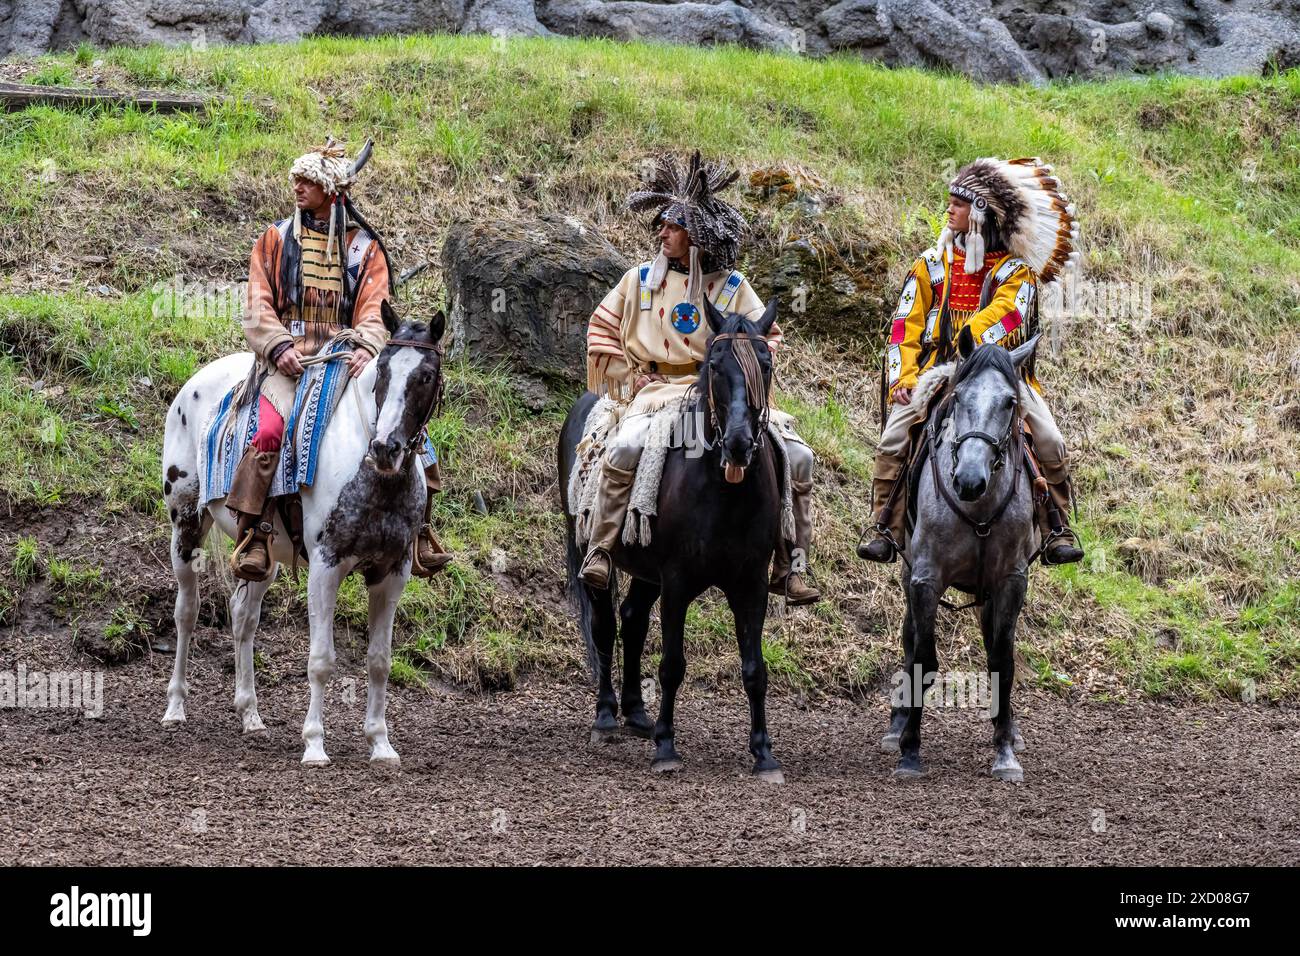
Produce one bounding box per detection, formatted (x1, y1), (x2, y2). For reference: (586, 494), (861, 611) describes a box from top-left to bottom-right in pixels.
(372, 347), (421, 467)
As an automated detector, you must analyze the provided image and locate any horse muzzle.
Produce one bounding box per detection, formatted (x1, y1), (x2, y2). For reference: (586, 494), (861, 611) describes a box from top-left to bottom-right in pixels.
(367, 437), (406, 475)
(953, 461), (988, 501)
(721, 431), (755, 483)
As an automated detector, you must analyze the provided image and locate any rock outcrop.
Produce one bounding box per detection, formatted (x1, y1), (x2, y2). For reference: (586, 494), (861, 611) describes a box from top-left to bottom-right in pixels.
(441, 213), (628, 384)
(3, 0), (1299, 82)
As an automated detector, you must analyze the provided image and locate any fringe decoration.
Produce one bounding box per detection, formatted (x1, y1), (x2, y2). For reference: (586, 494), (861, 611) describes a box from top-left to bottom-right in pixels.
(568, 397), (619, 544)
(586, 354), (632, 403)
(647, 250), (669, 291)
(685, 245), (703, 306)
(964, 205), (986, 273)
(622, 401), (683, 546)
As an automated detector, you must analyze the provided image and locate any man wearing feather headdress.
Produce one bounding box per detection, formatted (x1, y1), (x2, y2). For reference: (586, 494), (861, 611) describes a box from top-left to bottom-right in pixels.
(230, 137), (452, 581)
(579, 152), (821, 605)
(859, 157), (1085, 566)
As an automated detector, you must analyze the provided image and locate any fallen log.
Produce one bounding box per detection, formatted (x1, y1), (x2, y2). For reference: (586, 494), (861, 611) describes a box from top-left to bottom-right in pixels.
(0, 81), (212, 113)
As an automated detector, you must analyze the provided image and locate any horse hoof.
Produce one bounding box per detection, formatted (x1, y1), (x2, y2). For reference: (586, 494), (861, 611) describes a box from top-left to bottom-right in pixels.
(590, 727), (620, 745)
(242, 718), (266, 736)
(651, 757), (683, 774)
(893, 754), (924, 779)
(301, 752), (331, 768)
(370, 754), (401, 769)
(880, 732), (901, 753)
(992, 759), (1023, 783)
(622, 713), (654, 738)
(160, 713), (186, 727)
(753, 767), (785, 784)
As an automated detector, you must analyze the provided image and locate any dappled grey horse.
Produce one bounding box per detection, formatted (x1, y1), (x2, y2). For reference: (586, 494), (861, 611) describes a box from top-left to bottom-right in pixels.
(885, 325), (1043, 782)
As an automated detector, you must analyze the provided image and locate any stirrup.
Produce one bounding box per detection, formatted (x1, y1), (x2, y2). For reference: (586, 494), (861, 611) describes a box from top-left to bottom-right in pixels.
(856, 530), (898, 563)
(230, 521), (274, 581)
(579, 549), (612, 590)
(1042, 536), (1084, 565)
(411, 532), (453, 578)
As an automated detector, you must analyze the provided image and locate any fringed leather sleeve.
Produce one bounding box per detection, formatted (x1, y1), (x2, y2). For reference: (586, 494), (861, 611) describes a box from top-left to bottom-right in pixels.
(244, 226), (293, 362)
(586, 268), (635, 400)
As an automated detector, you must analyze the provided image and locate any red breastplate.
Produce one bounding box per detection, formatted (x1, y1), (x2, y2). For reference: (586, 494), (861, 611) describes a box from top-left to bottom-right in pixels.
(948, 250), (997, 313)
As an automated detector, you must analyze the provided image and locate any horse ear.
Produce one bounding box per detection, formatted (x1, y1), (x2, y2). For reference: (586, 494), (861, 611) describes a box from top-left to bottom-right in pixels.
(754, 297), (778, 337)
(1009, 333), (1041, 372)
(381, 298), (400, 336)
(429, 310), (446, 344)
(703, 295), (725, 335)
(957, 323), (975, 361)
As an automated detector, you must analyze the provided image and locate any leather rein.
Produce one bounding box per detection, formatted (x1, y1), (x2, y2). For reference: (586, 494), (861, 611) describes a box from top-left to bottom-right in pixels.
(923, 386), (1024, 608)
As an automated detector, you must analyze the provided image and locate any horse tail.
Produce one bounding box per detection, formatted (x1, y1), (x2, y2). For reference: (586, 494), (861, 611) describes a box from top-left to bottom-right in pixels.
(559, 389), (607, 681)
(564, 520), (601, 679)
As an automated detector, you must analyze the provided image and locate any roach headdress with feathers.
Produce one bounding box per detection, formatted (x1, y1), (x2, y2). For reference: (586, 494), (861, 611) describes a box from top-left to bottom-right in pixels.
(938, 157), (1080, 281)
(627, 151), (748, 304)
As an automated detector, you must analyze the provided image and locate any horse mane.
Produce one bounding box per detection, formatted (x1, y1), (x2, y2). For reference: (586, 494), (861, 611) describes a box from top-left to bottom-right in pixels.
(692, 310), (769, 409)
(953, 341), (1019, 393)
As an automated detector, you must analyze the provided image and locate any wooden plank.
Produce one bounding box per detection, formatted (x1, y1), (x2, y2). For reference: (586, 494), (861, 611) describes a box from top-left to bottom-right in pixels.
(0, 81), (212, 113)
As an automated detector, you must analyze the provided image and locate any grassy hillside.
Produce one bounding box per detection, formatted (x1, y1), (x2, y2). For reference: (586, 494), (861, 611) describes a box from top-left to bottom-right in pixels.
(1, 35), (1297, 701)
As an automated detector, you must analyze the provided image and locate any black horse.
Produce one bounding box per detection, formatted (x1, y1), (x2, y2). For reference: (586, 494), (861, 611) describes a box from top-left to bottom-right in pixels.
(558, 298), (786, 781)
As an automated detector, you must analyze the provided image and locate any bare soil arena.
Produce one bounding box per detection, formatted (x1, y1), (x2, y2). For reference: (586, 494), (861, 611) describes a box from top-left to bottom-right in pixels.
(4, 599), (1297, 866)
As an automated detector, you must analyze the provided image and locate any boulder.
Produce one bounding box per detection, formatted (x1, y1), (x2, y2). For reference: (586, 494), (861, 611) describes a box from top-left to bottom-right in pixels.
(441, 213), (629, 384)
(539, 0), (801, 50)
(460, 0), (551, 37)
(742, 166), (889, 341)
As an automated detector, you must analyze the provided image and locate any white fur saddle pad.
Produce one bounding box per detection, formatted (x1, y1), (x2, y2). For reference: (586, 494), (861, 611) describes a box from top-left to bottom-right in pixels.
(568, 396), (795, 548)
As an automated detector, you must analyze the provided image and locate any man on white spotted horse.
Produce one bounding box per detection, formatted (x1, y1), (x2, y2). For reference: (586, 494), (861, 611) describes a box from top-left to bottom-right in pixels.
(858, 157), (1085, 566)
(228, 138), (452, 581)
(579, 151), (820, 605)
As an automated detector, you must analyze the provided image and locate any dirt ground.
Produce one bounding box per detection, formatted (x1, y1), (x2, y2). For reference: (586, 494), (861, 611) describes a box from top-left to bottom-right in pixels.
(2, 620), (1297, 867)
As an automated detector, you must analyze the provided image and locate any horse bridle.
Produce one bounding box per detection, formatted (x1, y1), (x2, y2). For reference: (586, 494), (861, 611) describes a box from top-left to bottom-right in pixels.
(702, 331), (772, 451)
(382, 338), (445, 456)
(929, 390), (1023, 540)
(948, 402), (1016, 481)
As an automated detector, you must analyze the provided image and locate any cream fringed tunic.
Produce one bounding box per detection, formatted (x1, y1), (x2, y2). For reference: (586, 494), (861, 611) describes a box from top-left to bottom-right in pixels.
(586, 262), (784, 418)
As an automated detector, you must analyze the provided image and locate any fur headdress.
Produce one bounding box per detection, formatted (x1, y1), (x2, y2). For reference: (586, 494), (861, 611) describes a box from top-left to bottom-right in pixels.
(938, 157), (1080, 280)
(289, 136), (355, 195)
(288, 136), (363, 266)
(278, 137), (391, 312)
(627, 151), (748, 303)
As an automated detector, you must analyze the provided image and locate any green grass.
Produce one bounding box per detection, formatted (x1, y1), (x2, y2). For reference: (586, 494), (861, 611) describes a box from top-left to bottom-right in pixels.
(11, 537), (41, 587)
(0, 35), (1296, 700)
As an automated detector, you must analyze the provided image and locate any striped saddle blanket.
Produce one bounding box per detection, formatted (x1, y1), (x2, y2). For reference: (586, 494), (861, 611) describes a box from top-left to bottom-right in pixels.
(199, 341), (436, 508)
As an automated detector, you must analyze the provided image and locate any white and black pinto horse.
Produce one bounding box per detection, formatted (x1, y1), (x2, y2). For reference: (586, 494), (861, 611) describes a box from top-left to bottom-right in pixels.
(159, 301), (444, 767)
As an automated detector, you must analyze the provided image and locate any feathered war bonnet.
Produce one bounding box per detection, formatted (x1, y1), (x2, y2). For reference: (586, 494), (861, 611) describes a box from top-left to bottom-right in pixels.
(938, 157), (1080, 280)
(627, 151), (749, 305)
